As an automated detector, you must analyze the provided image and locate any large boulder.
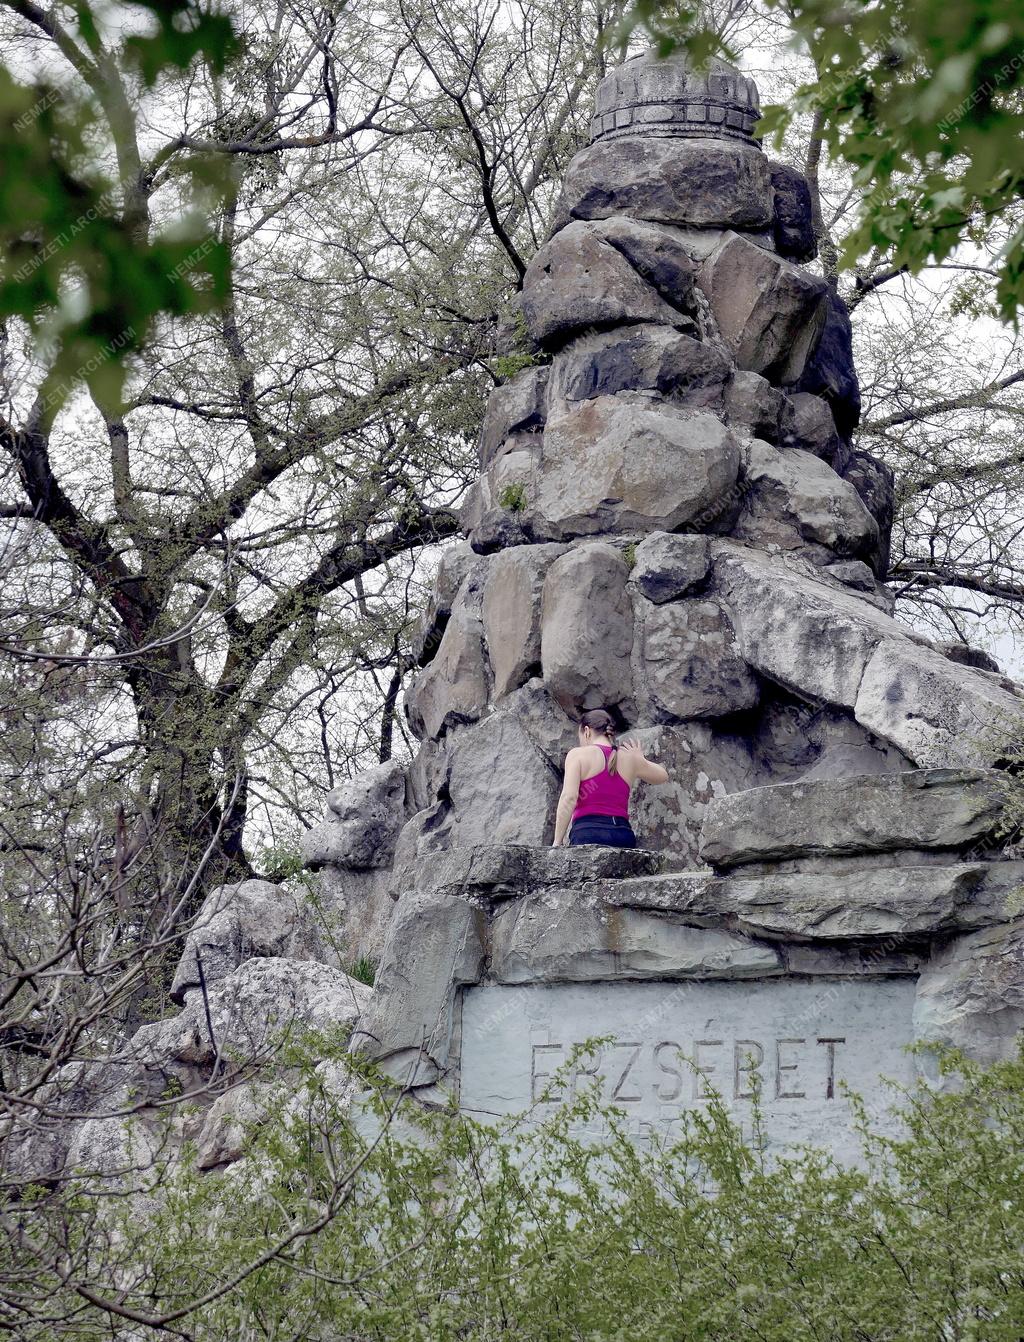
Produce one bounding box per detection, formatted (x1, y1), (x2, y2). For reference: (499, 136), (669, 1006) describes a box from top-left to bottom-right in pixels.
(404, 597), (489, 739)
(711, 542), (1024, 767)
(793, 289), (861, 439)
(301, 759), (407, 870)
(540, 542), (634, 715)
(478, 365), (548, 468)
(627, 531), (710, 604)
(550, 136), (773, 233)
(914, 918), (1024, 1067)
(696, 231), (829, 384)
(591, 216), (700, 311)
(734, 439), (879, 556)
(481, 543), (566, 699)
(778, 391), (844, 468)
(632, 595), (760, 721)
(446, 708), (564, 848)
(724, 369), (784, 443)
(534, 398), (741, 539)
(699, 768), (1010, 869)
(768, 160), (816, 262)
(551, 325), (729, 406)
(522, 222), (684, 348)
(410, 543), (488, 666)
(171, 881), (336, 1004)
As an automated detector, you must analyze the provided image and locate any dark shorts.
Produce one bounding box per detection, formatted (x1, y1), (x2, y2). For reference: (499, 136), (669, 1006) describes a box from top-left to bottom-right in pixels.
(568, 815), (637, 848)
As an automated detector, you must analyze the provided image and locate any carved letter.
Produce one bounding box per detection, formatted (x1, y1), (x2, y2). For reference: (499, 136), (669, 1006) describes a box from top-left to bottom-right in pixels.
(531, 1043), (564, 1103)
(816, 1037), (846, 1099)
(611, 1042), (642, 1103)
(775, 1038), (806, 1099)
(692, 1040), (723, 1099)
(733, 1039), (764, 1099)
(654, 1040), (684, 1102)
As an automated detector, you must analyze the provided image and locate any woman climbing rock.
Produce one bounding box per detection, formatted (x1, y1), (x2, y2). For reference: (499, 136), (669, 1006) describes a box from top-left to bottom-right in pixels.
(552, 708), (669, 848)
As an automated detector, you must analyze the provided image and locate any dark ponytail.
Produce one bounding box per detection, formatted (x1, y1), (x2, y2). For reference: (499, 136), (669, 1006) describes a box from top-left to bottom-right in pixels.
(578, 708), (620, 774)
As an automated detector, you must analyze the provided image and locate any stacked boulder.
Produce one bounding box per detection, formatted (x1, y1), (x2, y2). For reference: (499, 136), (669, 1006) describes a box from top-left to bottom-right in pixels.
(306, 49), (1024, 960)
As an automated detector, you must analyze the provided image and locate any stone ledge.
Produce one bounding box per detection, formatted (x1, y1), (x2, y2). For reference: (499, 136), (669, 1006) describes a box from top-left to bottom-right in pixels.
(407, 844), (667, 899)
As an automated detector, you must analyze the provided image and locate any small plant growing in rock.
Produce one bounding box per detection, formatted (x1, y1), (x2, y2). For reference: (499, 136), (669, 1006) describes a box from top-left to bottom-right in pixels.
(623, 541), (638, 570)
(348, 955), (377, 986)
(498, 481), (528, 513)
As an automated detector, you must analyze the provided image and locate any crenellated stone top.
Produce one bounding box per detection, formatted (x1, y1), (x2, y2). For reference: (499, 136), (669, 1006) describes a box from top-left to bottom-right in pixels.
(591, 49), (762, 147)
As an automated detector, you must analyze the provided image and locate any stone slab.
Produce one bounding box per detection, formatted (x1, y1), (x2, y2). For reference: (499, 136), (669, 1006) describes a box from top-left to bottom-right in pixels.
(459, 978), (919, 1162)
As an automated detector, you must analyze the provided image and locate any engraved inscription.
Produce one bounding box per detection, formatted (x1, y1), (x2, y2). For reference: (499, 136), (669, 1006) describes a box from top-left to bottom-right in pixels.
(460, 979), (919, 1164)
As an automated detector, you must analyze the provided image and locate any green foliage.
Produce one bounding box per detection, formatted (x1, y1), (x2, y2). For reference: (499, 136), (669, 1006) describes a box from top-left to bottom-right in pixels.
(623, 540), (638, 569)
(492, 351), (539, 379)
(347, 955), (378, 986)
(498, 480), (529, 512)
(11, 1035), (1024, 1338)
(0, 3), (236, 414)
(622, 0), (1024, 322)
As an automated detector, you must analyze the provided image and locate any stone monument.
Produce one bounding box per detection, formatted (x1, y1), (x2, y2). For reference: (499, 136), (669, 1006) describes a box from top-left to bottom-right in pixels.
(323, 47), (1024, 1159)
(13, 49), (1024, 1182)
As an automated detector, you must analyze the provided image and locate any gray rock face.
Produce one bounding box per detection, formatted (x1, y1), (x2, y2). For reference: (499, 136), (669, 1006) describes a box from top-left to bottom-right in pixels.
(914, 918), (1024, 1066)
(535, 398), (741, 538)
(627, 531), (710, 604)
(841, 450), (894, 577)
(551, 136), (773, 233)
(490, 888), (783, 983)
(633, 596), (760, 721)
(793, 290), (861, 439)
(724, 369), (784, 442)
(697, 231), (829, 383)
(768, 160), (816, 262)
(350, 889), (485, 1084)
(404, 599), (489, 740)
(301, 759), (407, 870)
(541, 542), (634, 714)
(479, 366), (548, 468)
(735, 439), (878, 556)
(592, 217), (700, 309)
(171, 881), (335, 1004)
(779, 391), (844, 467)
(552, 325), (728, 405)
(482, 543), (566, 699)
(700, 769), (1009, 869)
(446, 709), (563, 848)
(522, 222), (684, 348)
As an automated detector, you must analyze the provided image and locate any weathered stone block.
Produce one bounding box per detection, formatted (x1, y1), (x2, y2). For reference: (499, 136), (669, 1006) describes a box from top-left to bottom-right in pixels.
(446, 710), (563, 848)
(404, 602), (489, 740)
(541, 541), (634, 714)
(479, 366), (548, 468)
(724, 369), (784, 442)
(735, 439), (879, 556)
(699, 768), (1010, 869)
(522, 222), (683, 348)
(550, 136), (773, 233)
(914, 917), (1024, 1066)
(535, 398), (741, 539)
(793, 290), (861, 438)
(592, 216), (699, 310)
(779, 391), (844, 467)
(697, 231), (829, 384)
(633, 596), (759, 721)
(768, 160), (816, 262)
(841, 449), (894, 578)
(628, 531), (710, 603)
(552, 325), (728, 405)
(482, 543), (566, 698)
(301, 759), (407, 870)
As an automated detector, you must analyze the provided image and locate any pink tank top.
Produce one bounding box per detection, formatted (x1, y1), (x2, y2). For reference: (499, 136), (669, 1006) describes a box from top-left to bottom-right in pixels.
(572, 744), (631, 821)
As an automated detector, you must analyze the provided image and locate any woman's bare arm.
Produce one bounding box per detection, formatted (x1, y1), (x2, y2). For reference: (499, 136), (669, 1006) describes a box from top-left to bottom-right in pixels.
(553, 749), (584, 846)
(617, 739), (669, 785)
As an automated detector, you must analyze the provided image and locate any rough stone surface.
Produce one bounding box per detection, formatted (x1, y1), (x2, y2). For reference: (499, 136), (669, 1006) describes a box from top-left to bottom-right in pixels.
(596, 861), (1024, 941)
(768, 160), (816, 262)
(301, 759), (407, 870)
(628, 531), (710, 604)
(855, 637), (1024, 769)
(404, 600), (489, 739)
(171, 881), (335, 1004)
(482, 543), (566, 698)
(534, 398), (741, 539)
(479, 366), (549, 468)
(914, 918), (1024, 1067)
(490, 889), (783, 983)
(735, 439), (879, 556)
(522, 222), (684, 348)
(446, 709), (564, 848)
(793, 290), (861, 439)
(841, 449), (894, 577)
(350, 890), (485, 1084)
(592, 216), (699, 310)
(697, 231), (829, 383)
(699, 768), (1009, 868)
(410, 543), (486, 666)
(779, 391), (844, 467)
(541, 542), (634, 714)
(552, 325), (728, 405)
(551, 136), (773, 233)
(632, 596), (760, 721)
(724, 369), (784, 442)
